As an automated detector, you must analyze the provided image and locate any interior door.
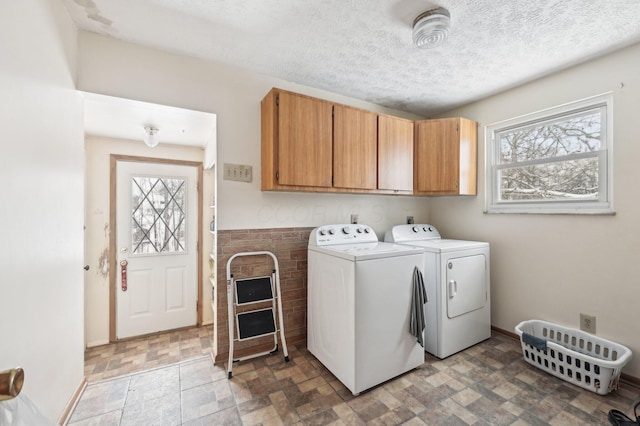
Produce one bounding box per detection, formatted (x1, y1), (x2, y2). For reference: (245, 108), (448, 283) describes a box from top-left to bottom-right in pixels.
(116, 161), (198, 339)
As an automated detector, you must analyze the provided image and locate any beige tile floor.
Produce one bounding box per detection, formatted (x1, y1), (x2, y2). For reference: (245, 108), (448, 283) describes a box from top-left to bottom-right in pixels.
(82, 326), (214, 382)
(70, 329), (639, 425)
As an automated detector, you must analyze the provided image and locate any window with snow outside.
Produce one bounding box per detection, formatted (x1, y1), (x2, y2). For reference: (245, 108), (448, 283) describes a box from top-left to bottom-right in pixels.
(485, 93), (613, 214)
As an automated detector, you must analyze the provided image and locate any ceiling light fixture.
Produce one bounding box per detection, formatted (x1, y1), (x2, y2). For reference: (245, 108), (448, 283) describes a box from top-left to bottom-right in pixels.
(412, 7), (450, 49)
(143, 126), (159, 148)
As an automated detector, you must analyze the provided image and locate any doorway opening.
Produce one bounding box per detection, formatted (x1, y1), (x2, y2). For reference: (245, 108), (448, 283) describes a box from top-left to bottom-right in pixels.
(82, 92), (217, 353)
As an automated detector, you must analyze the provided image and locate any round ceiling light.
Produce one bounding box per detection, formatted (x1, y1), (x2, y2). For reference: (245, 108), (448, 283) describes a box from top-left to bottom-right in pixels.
(412, 7), (450, 49)
(143, 126), (160, 148)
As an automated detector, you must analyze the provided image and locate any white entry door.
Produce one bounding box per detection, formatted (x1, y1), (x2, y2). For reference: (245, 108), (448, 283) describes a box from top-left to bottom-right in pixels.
(116, 161), (198, 339)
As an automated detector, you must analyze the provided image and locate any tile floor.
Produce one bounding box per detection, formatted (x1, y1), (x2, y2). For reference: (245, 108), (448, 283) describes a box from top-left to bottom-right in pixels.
(82, 326), (214, 382)
(70, 329), (639, 425)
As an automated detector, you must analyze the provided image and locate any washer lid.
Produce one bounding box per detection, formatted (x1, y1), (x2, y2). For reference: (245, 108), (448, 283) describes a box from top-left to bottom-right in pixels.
(309, 241), (424, 261)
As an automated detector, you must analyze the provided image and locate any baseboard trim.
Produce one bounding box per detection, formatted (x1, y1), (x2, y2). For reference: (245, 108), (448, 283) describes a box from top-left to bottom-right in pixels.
(621, 373), (640, 388)
(491, 325), (640, 390)
(491, 325), (518, 340)
(58, 377), (87, 426)
(86, 339), (110, 348)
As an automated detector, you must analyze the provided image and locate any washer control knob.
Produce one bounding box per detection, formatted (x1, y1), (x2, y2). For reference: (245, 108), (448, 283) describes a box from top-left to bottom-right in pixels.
(356, 227), (363, 233)
(412, 226), (420, 233)
(328, 228), (335, 235)
(363, 228), (370, 233)
(319, 229), (327, 236)
(342, 227), (351, 234)
(428, 226), (433, 232)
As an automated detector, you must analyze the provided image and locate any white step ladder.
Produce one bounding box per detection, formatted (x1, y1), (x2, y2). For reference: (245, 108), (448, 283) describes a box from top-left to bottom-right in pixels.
(226, 251), (289, 378)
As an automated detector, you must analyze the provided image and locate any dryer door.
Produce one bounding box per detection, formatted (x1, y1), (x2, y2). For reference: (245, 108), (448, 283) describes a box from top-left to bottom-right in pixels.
(446, 254), (487, 318)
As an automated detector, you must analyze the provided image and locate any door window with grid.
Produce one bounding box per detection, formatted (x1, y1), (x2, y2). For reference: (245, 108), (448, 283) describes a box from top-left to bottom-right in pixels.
(131, 176), (187, 254)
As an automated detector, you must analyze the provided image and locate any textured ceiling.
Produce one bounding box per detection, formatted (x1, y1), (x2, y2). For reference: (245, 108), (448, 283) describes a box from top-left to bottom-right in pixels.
(62, 0), (640, 117)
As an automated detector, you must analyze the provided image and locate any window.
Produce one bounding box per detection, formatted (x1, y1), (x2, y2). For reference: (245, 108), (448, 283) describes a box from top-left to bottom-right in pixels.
(131, 176), (187, 254)
(485, 93), (613, 214)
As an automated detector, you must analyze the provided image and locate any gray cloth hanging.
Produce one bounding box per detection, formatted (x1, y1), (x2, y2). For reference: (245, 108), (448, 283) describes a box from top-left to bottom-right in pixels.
(409, 266), (428, 347)
(522, 332), (547, 353)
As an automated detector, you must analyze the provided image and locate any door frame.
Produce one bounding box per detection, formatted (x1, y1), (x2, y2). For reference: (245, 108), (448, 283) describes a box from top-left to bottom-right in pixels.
(109, 154), (204, 342)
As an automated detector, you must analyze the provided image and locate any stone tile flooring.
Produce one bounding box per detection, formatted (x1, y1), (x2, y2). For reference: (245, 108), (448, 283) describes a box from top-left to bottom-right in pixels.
(70, 330), (640, 425)
(83, 326), (214, 382)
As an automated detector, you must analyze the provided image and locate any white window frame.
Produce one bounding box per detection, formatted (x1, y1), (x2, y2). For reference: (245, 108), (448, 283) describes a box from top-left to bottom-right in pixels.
(485, 93), (614, 215)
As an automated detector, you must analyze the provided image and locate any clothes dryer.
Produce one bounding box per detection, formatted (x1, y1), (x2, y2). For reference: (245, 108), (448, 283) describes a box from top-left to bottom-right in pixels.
(308, 224), (425, 395)
(385, 224), (490, 358)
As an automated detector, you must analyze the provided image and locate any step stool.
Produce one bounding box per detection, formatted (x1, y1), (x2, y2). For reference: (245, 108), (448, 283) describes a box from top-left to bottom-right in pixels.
(226, 251), (289, 378)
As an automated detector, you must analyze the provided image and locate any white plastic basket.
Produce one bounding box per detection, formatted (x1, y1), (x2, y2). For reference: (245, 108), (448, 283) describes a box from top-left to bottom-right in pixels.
(515, 320), (632, 395)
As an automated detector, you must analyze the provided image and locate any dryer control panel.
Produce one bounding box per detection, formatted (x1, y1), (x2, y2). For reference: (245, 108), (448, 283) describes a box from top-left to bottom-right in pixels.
(309, 224), (378, 246)
(384, 224), (441, 242)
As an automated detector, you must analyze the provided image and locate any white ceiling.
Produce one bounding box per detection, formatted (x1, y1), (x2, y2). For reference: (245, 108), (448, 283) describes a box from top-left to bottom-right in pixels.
(65, 0), (640, 119)
(82, 92), (216, 147)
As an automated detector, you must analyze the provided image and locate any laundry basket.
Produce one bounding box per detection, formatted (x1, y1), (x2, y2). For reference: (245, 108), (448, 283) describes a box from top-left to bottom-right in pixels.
(515, 320), (632, 395)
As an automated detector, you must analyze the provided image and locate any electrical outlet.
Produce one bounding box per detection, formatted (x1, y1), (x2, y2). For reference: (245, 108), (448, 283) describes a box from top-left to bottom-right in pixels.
(580, 313), (596, 334)
(350, 214), (358, 224)
(407, 216), (414, 224)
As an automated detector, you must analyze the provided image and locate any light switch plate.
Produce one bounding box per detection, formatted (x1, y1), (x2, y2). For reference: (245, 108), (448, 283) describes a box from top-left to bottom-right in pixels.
(223, 163), (252, 182)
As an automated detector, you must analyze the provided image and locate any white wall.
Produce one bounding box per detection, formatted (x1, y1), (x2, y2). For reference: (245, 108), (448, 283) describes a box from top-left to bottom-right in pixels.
(0, 0), (84, 421)
(76, 32), (431, 239)
(431, 43), (640, 377)
(84, 137), (214, 347)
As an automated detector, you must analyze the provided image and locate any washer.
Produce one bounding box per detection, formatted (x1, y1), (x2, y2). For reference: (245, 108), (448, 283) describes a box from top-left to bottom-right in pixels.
(308, 224), (425, 395)
(385, 224), (491, 359)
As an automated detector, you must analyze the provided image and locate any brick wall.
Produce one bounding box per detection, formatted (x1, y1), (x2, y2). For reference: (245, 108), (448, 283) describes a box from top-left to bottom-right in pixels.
(213, 227), (313, 363)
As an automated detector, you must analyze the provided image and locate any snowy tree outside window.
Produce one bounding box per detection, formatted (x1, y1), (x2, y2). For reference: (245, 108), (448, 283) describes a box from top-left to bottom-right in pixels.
(131, 176), (187, 254)
(486, 93), (613, 214)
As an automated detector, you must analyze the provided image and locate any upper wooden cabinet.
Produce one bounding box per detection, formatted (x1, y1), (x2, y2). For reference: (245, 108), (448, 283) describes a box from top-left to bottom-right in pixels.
(262, 89), (333, 189)
(333, 104), (377, 190)
(262, 88), (401, 194)
(262, 88), (476, 196)
(414, 117), (478, 195)
(378, 115), (413, 192)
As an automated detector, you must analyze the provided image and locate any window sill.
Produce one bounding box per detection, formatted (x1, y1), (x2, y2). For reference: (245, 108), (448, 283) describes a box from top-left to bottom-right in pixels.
(484, 207), (616, 216)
